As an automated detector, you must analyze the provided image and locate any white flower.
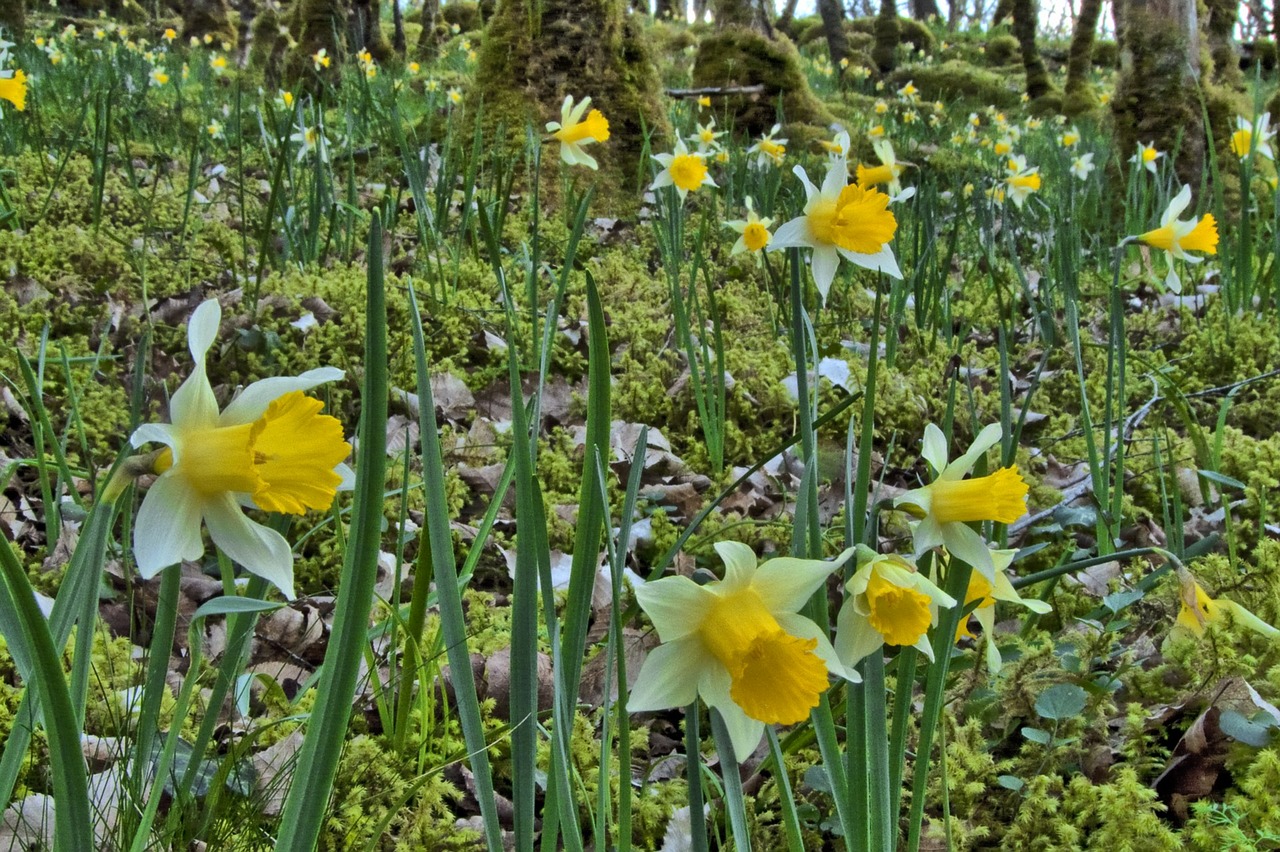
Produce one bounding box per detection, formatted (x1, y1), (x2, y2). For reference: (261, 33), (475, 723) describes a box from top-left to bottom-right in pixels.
(1070, 152), (1095, 181)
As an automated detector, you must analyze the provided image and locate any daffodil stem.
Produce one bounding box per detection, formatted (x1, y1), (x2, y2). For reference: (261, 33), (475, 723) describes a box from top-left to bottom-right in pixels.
(766, 727), (806, 852)
(685, 702), (709, 852)
(863, 651), (893, 851)
(710, 710), (752, 851)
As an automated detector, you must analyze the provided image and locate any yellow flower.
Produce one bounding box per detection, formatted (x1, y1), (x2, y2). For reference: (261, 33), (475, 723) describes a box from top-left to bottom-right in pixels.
(747, 123), (787, 168)
(650, 137), (716, 199)
(697, 95), (711, 108)
(447, 87), (463, 105)
(953, 548), (1051, 673)
(545, 94), (610, 170)
(1099, 91), (1111, 105)
(1004, 157), (1042, 209)
(874, 99), (889, 115)
(150, 68), (170, 87)
(769, 159), (901, 302)
(630, 541), (857, 759)
(129, 300), (351, 598)
(163, 28), (177, 42)
(817, 128), (850, 159)
(836, 546), (957, 666)
(1171, 566), (1279, 641)
(408, 61), (420, 75)
(855, 137), (908, 199)
(0, 70), (28, 113)
(993, 138), (1012, 157)
(1135, 184), (1218, 293)
(279, 90), (294, 109)
(895, 423), (1028, 580)
(1230, 113), (1274, 160)
(209, 54), (227, 73)
(868, 124), (885, 139)
(725, 196), (773, 261)
(1130, 141), (1162, 174)
(1059, 126), (1081, 147)
(312, 48), (330, 70)
(691, 116), (724, 154)
(897, 79), (918, 101)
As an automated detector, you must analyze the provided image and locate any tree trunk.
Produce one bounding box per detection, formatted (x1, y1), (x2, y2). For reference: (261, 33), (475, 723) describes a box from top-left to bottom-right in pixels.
(712, 0), (771, 34)
(184, 0), (237, 46)
(1202, 0), (1241, 86)
(873, 0), (899, 71)
(392, 0), (405, 53)
(655, 0), (681, 19)
(352, 0), (392, 61)
(990, 0), (1013, 26)
(817, 0), (849, 71)
(948, 0), (965, 29)
(911, 0), (941, 20)
(1114, 0), (1204, 185)
(286, 0), (347, 83)
(1012, 0), (1053, 99)
(0, 0), (24, 42)
(1063, 0), (1102, 110)
(416, 0), (440, 58)
(777, 0), (801, 32)
(692, 0), (709, 23)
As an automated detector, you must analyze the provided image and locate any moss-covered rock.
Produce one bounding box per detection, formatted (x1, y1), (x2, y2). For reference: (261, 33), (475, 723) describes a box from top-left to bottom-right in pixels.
(440, 1), (482, 33)
(985, 33), (1020, 66)
(692, 26), (833, 135)
(848, 14), (936, 55)
(887, 60), (1021, 108)
(246, 2), (291, 87)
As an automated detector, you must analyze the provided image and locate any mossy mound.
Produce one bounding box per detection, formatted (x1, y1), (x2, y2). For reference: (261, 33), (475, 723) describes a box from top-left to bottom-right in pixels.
(887, 60), (1021, 108)
(184, 0), (238, 49)
(691, 26), (833, 136)
(440, 1), (482, 34)
(1093, 38), (1119, 68)
(984, 33), (1020, 66)
(246, 3), (290, 87)
(849, 15), (935, 55)
(470, 0), (667, 210)
(1242, 39), (1278, 72)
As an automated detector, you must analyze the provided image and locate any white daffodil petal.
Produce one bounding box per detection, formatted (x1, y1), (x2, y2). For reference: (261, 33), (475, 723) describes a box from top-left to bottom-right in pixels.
(943, 422), (1004, 480)
(820, 158), (847, 197)
(941, 523), (997, 581)
(650, 171), (674, 190)
(627, 638), (707, 711)
(635, 575), (716, 642)
(714, 541), (758, 593)
(907, 516), (945, 559)
(811, 245), (841, 302)
(203, 493), (297, 599)
(921, 423), (949, 475)
(769, 217), (814, 250)
(700, 670), (766, 759)
(835, 599), (887, 667)
(1164, 184), (1192, 225)
(335, 462), (356, 491)
(838, 244), (902, 279)
(133, 474), (205, 578)
(187, 299), (221, 366)
(219, 367), (345, 426)
(130, 422), (176, 450)
(792, 165), (818, 203)
(753, 548), (854, 612)
(169, 361), (220, 432)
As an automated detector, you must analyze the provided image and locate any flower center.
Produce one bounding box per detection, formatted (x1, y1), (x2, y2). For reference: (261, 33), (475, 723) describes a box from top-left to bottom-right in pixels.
(1142, 147), (1158, 163)
(806, 184), (897, 255)
(856, 163), (895, 188)
(557, 109), (610, 145)
(955, 572), (994, 641)
(1008, 172), (1041, 192)
(1181, 214), (1218, 254)
(699, 588), (828, 725)
(669, 153), (708, 192)
(158, 390), (348, 514)
(865, 570), (933, 647)
(742, 221), (770, 252)
(929, 465), (1028, 525)
(759, 139), (785, 163)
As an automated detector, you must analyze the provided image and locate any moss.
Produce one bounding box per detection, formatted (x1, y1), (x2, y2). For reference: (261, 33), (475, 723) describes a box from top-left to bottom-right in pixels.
(183, 0), (238, 49)
(985, 33), (1020, 66)
(887, 60), (1022, 108)
(691, 26), (833, 135)
(1093, 39), (1119, 67)
(848, 15), (935, 55)
(1184, 748), (1280, 848)
(440, 1), (482, 32)
(246, 3), (291, 87)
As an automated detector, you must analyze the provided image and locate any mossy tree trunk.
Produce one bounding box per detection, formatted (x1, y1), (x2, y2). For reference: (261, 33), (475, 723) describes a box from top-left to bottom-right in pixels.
(777, 0), (801, 32)
(713, 0), (772, 34)
(0, 0), (25, 41)
(1202, 0), (1242, 86)
(286, 0), (346, 83)
(873, 0), (899, 71)
(990, 0), (1013, 25)
(654, 0), (680, 19)
(817, 0), (849, 70)
(391, 0), (404, 53)
(415, 0), (440, 58)
(1113, 0), (1204, 185)
(471, 0), (667, 204)
(184, 0), (237, 46)
(1063, 0), (1102, 111)
(692, 0), (709, 23)
(910, 0), (941, 21)
(247, 2), (291, 85)
(948, 0), (964, 29)
(1011, 0), (1054, 99)
(352, 0), (392, 60)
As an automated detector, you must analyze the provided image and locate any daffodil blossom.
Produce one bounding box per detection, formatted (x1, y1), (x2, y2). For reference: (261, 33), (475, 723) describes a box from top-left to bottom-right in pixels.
(545, 94), (610, 170)
(629, 541), (856, 759)
(291, 121), (330, 163)
(1130, 141), (1162, 174)
(650, 137), (716, 200)
(895, 423), (1029, 581)
(835, 546), (957, 667)
(747, 123), (787, 169)
(724, 196), (772, 263)
(1135, 184), (1218, 293)
(690, 117), (725, 155)
(856, 138), (908, 199)
(1070, 152), (1095, 181)
(954, 548), (1051, 673)
(817, 127), (850, 161)
(1170, 565), (1279, 642)
(1004, 156), (1042, 209)
(768, 158), (902, 303)
(130, 300), (353, 599)
(0, 68), (27, 116)
(1230, 112), (1275, 161)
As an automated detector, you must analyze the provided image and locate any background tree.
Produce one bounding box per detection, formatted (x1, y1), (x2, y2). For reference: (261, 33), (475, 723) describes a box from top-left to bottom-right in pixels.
(414, 0), (441, 59)
(817, 0), (849, 71)
(1011, 0), (1058, 105)
(1112, 0), (1206, 185)
(1063, 0), (1103, 113)
(184, 0), (238, 46)
(1202, 0), (1242, 87)
(911, 0), (941, 21)
(692, 0), (832, 131)
(0, 0), (24, 42)
(654, 0), (681, 20)
(872, 0), (899, 71)
(471, 0), (667, 200)
(285, 0), (346, 83)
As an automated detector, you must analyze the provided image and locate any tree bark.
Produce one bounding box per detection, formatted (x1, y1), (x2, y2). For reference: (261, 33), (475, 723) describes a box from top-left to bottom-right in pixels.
(416, 0), (440, 58)
(286, 0), (347, 83)
(911, 0), (941, 20)
(184, 0), (236, 46)
(990, 0), (1013, 26)
(0, 0), (24, 42)
(1114, 0), (1204, 184)
(777, 0), (801, 32)
(1064, 0), (1102, 100)
(655, 0), (681, 19)
(392, 0), (405, 53)
(817, 0), (849, 70)
(1202, 0), (1241, 86)
(712, 0), (771, 33)
(1012, 0), (1053, 98)
(873, 0), (899, 71)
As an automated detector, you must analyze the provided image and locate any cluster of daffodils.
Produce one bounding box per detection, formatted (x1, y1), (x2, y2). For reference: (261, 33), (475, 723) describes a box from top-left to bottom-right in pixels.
(1133, 184), (1218, 293)
(356, 48), (377, 79)
(127, 300), (353, 599)
(630, 424), (1048, 757)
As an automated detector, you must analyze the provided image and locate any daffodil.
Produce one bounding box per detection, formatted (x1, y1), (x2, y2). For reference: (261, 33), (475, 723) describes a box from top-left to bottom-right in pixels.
(768, 158), (901, 303)
(1130, 141), (1162, 174)
(817, 127), (850, 160)
(1070, 152), (1095, 181)
(545, 94), (610, 169)
(1004, 156), (1042, 209)
(209, 54), (227, 74)
(1171, 566), (1280, 641)
(0, 69), (27, 113)
(629, 541), (856, 759)
(895, 423), (1029, 581)
(447, 87), (462, 106)
(1059, 125), (1081, 148)
(690, 116), (724, 155)
(697, 94), (711, 108)
(650, 137), (716, 200)
(312, 48), (330, 70)
(954, 548), (1051, 673)
(129, 300), (352, 599)
(747, 124), (787, 169)
(163, 27), (177, 42)
(1135, 183), (1218, 293)
(897, 79), (918, 101)
(1230, 113), (1275, 161)
(856, 137), (908, 199)
(724, 196), (772, 262)
(835, 546), (957, 666)
(291, 121), (330, 163)
(993, 138), (1013, 157)
(149, 67), (169, 87)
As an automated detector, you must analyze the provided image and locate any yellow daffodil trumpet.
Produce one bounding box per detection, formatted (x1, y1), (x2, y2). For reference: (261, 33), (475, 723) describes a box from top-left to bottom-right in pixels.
(545, 94), (610, 170)
(1135, 184), (1218, 293)
(835, 546), (957, 667)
